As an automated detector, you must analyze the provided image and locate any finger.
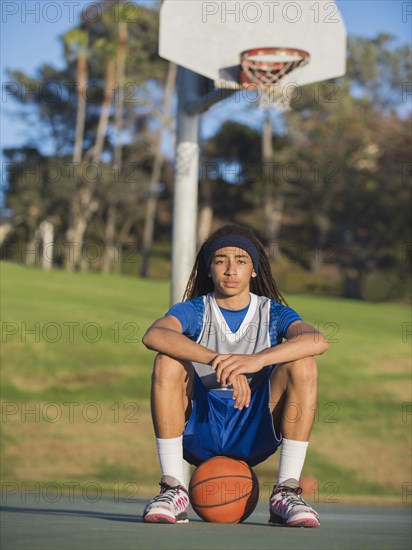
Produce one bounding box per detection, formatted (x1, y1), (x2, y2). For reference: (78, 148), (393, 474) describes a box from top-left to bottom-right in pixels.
(210, 354), (224, 370)
(235, 391), (247, 409)
(227, 366), (246, 385)
(234, 376), (247, 409)
(220, 364), (238, 385)
(231, 379), (241, 407)
(245, 384), (251, 408)
(216, 355), (235, 383)
(216, 362), (229, 383)
(213, 355), (233, 376)
(234, 389), (244, 409)
(239, 377), (251, 409)
(220, 358), (245, 384)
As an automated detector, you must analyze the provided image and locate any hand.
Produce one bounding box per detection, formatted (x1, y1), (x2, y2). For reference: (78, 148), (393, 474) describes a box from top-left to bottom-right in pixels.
(210, 353), (264, 386)
(230, 374), (251, 410)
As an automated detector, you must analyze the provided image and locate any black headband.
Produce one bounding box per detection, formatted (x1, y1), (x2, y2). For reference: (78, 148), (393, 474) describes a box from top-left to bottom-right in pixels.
(203, 235), (259, 273)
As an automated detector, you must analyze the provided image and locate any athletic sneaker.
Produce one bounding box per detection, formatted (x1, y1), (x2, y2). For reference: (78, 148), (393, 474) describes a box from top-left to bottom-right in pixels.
(269, 478), (320, 528)
(143, 475), (189, 524)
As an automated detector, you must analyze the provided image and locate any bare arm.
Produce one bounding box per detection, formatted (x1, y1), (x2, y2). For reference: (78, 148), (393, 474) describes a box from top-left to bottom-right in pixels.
(142, 315), (216, 365)
(212, 321), (329, 385)
(257, 321), (329, 366)
(143, 315), (252, 410)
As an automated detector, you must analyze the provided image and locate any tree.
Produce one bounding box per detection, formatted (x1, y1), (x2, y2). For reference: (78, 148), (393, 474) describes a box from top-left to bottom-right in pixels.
(101, 15), (128, 274)
(63, 28), (89, 164)
(140, 61), (177, 277)
(199, 34), (411, 299)
(80, 0), (168, 274)
(4, 1), (167, 273)
(3, 147), (66, 265)
(283, 34), (411, 298)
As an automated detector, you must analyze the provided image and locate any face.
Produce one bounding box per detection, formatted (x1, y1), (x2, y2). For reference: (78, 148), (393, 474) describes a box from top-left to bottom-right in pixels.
(208, 246), (257, 298)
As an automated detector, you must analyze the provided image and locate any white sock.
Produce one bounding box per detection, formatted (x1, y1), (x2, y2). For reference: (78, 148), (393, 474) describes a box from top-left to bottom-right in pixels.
(277, 438), (309, 485)
(156, 436), (186, 486)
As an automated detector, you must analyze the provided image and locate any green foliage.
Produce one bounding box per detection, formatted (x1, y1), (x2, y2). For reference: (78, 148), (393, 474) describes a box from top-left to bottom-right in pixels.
(3, 1), (170, 272)
(62, 28), (89, 59)
(3, 21), (411, 300)
(203, 34), (411, 299)
(347, 33), (412, 108)
(80, 1), (166, 83)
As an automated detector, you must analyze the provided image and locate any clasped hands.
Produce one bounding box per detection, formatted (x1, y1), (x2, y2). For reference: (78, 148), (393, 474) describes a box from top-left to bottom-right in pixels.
(209, 353), (264, 411)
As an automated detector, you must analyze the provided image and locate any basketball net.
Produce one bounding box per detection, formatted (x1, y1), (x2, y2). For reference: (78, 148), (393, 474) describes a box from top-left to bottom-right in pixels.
(215, 48), (310, 112)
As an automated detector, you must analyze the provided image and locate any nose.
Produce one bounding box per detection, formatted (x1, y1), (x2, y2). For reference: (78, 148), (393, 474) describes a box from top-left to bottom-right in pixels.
(224, 259), (237, 275)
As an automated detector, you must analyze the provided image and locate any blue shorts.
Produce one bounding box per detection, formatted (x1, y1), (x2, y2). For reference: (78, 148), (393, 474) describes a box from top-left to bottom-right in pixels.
(183, 369), (281, 467)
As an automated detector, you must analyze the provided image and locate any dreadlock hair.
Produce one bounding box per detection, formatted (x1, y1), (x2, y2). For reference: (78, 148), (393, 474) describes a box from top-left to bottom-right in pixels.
(183, 224), (288, 305)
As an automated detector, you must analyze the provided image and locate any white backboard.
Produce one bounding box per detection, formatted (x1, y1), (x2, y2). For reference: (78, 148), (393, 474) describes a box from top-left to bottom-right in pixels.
(160, 0), (346, 88)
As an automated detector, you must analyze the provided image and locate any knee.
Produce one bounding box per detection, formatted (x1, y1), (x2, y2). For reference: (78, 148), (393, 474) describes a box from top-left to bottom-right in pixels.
(285, 356), (318, 385)
(152, 353), (188, 386)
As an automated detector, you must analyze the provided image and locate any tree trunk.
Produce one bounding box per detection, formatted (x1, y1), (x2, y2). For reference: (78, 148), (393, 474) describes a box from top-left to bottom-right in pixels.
(197, 205), (213, 248)
(140, 62), (177, 277)
(140, 193), (158, 277)
(101, 204), (117, 274)
(65, 186), (94, 270)
(197, 176), (213, 247)
(342, 267), (363, 299)
(25, 232), (39, 266)
(92, 61), (116, 163)
(114, 21), (127, 169)
(73, 52), (87, 164)
(0, 223), (13, 246)
(65, 45), (88, 271)
(39, 220), (54, 271)
(102, 21), (127, 274)
(65, 61), (115, 271)
(340, 225), (363, 299)
(311, 214), (330, 272)
(263, 194), (284, 249)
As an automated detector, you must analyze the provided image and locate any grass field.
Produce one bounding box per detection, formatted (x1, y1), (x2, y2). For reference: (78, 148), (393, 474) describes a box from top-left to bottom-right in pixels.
(1, 261), (411, 504)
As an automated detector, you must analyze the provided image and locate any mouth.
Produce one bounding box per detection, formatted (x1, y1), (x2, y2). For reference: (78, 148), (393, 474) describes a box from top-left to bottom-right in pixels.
(223, 280), (238, 287)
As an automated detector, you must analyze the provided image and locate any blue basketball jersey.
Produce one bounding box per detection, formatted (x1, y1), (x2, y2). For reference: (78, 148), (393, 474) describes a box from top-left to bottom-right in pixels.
(167, 292), (301, 389)
(176, 293), (302, 466)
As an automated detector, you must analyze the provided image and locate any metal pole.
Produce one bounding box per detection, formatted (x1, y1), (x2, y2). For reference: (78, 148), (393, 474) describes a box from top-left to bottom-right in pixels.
(171, 67), (201, 305)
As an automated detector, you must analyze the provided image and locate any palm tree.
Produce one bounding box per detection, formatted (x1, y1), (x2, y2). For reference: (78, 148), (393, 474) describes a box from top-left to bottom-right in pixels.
(102, 17), (128, 274)
(140, 61), (177, 277)
(62, 28), (89, 165)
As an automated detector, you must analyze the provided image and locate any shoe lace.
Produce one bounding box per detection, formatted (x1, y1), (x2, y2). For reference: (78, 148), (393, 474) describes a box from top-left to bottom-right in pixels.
(153, 482), (184, 505)
(276, 486), (311, 511)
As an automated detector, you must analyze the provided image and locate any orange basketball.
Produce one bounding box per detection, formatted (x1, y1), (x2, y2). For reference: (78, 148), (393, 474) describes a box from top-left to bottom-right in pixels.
(189, 456), (259, 523)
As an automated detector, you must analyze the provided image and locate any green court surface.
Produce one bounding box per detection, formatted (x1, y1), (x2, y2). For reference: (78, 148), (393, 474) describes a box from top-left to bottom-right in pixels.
(1, 492), (410, 550)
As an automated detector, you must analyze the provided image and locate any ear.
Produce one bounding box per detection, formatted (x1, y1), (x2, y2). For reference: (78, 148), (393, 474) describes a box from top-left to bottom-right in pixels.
(251, 270), (257, 278)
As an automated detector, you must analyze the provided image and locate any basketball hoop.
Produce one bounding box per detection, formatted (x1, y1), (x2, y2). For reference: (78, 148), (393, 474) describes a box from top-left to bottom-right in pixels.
(216, 47), (310, 111)
(242, 47), (309, 111)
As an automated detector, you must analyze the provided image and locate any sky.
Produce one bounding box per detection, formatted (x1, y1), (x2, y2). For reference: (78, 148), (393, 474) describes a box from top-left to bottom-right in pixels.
(1, 0), (411, 150)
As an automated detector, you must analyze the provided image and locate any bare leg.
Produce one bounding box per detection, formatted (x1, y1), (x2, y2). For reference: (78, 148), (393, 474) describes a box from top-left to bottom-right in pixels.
(270, 357), (318, 441)
(151, 353), (194, 438)
(266, 358), (320, 528)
